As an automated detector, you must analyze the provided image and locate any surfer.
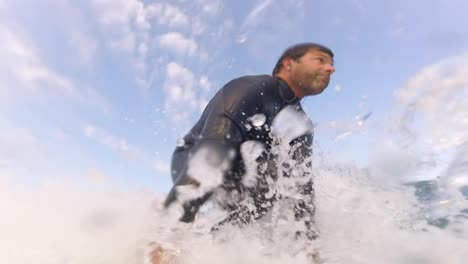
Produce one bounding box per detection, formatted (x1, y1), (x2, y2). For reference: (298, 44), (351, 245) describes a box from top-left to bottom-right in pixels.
(154, 42), (335, 263)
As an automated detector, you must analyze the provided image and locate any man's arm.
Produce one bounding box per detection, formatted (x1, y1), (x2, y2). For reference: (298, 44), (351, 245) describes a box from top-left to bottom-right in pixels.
(164, 77), (265, 222)
(290, 132), (317, 241)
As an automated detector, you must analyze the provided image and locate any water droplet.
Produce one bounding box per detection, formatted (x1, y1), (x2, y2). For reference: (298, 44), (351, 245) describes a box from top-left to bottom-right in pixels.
(236, 33), (247, 43)
(176, 139), (185, 147)
(228, 149), (236, 159)
(248, 113), (267, 127)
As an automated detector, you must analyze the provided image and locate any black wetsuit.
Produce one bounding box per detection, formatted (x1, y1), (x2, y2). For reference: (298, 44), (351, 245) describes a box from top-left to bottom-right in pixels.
(164, 74), (316, 240)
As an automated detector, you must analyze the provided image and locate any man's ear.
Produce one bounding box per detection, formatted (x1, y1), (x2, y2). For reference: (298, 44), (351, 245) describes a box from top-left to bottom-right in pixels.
(282, 58), (293, 71)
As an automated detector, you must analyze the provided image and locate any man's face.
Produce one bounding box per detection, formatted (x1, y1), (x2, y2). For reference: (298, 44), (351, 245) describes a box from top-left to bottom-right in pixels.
(289, 49), (335, 96)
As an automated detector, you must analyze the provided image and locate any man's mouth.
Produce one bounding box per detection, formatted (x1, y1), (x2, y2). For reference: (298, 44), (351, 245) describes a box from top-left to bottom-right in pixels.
(319, 75), (330, 83)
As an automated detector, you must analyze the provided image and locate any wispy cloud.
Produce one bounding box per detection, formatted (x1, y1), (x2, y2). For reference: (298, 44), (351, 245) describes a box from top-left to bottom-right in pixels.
(0, 25), (75, 97)
(194, 0), (223, 16)
(90, 0), (154, 84)
(199, 76), (212, 92)
(164, 62), (197, 109)
(162, 62), (211, 126)
(0, 24), (111, 115)
(83, 124), (143, 161)
(90, 0), (196, 93)
(158, 32), (198, 56)
(146, 3), (190, 27)
(51, 0), (100, 65)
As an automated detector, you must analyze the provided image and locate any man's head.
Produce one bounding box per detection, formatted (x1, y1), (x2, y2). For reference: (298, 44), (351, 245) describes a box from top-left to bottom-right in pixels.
(273, 43), (335, 98)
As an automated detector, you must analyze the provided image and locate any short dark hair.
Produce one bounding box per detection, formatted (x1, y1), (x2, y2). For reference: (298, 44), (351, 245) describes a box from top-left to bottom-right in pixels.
(272, 43), (334, 75)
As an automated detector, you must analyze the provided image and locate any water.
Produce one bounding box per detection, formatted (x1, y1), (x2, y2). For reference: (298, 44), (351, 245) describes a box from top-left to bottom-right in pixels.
(1, 149), (467, 263)
(1, 58), (468, 264)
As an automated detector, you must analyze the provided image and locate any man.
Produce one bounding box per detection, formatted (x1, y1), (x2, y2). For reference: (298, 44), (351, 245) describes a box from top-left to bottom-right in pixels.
(162, 42), (335, 251)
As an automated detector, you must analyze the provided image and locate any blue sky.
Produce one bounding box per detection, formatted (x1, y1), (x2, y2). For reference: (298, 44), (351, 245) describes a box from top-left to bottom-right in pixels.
(1, 0), (467, 192)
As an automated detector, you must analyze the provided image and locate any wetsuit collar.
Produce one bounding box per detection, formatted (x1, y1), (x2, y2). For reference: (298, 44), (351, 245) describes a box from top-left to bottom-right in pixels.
(277, 77), (300, 105)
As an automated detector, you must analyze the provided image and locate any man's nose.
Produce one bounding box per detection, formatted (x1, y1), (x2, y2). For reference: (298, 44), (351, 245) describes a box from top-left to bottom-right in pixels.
(326, 64), (336, 74)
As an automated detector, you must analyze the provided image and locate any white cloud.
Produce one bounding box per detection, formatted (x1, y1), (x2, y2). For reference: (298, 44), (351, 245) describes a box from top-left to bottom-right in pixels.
(108, 31), (136, 54)
(146, 3), (190, 27)
(195, 0), (223, 16)
(164, 62), (197, 109)
(0, 5), (111, 114)
(91, 0), (151, 74)
(0, 25), (76, 98)
(83, 124), (143, 161)
(162, 62), (214, 126)
(158, 32), (198, 56)
(90, 0), (196, 93)
(92, 0), (143, 27)
(394, 52), (468, 151)
(138, 42), (148, 57)
(199, 76), (212, 92)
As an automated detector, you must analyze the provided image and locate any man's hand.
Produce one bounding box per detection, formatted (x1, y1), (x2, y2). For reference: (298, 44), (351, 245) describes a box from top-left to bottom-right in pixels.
(149, 245), (180, 264)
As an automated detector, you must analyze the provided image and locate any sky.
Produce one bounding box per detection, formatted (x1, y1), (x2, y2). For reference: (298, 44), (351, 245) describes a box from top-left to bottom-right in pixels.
(0, 0), (467, 192)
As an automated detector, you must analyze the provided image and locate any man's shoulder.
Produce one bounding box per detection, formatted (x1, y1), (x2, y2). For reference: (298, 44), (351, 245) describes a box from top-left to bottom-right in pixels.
(231, 74), (277, 87)
(219, 74), (277, 96)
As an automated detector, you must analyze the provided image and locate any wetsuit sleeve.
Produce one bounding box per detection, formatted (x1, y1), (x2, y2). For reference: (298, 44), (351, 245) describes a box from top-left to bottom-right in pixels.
(290, 133), (317, 241)
(165, 77), (264, 222)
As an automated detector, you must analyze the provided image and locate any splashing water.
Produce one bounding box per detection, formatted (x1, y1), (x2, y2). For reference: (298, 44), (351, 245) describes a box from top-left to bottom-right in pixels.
(2, 57), (468, 263)
(1, 140), (467, 264)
